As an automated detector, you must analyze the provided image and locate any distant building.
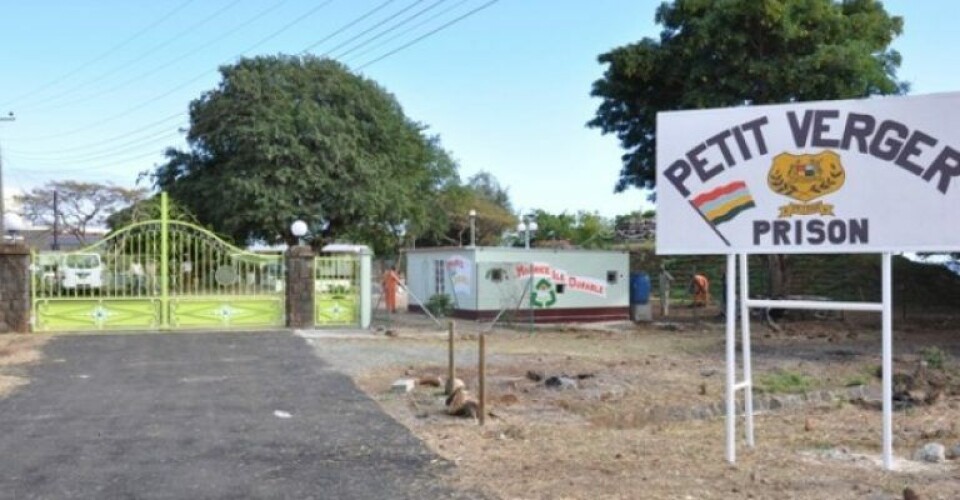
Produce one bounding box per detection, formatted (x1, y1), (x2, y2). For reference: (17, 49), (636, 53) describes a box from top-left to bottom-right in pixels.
(403, 246), (629, 323)
(8, 229), (106, 251)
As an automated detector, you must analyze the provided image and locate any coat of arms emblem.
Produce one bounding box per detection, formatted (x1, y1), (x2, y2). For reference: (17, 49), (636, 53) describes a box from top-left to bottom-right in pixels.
(767, 150), (845, 217)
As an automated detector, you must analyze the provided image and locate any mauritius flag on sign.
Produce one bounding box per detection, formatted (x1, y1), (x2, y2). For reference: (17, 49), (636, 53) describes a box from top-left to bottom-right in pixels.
(690, 181), (756, 226)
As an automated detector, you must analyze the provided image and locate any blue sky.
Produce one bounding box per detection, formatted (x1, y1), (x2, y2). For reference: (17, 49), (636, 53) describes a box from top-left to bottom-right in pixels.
(0, 0), (956, 219)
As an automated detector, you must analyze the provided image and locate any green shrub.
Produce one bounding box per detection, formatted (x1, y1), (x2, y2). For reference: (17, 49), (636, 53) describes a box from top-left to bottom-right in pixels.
(425, 294), (453, 317)
(756, 369), (814, 394)
(844, 375), (869, 387)
(920, 346), (948, 370)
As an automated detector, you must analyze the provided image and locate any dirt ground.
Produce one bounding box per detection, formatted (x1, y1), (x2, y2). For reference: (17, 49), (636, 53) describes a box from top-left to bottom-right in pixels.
(351, 309), (960, 499)
(0, 334), (49, 398)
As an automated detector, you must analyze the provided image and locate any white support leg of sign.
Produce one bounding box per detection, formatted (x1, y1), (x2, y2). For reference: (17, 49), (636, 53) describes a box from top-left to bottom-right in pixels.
(725, 254), (737, 464)
(881, 252), (894, 470)
(738, 253), (755, 447)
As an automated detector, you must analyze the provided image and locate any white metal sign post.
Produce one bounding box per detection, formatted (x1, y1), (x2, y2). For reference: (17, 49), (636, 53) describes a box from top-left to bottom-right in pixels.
(657, 92), (960, 471)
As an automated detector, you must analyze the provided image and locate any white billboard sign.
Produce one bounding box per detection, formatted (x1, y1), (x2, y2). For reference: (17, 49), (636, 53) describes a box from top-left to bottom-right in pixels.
(656, 92), (960, 254)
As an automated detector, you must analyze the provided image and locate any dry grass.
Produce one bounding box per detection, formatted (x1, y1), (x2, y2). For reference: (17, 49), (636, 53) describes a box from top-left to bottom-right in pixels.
(0, 335), (49, 397)
(353, 320), (960, 499)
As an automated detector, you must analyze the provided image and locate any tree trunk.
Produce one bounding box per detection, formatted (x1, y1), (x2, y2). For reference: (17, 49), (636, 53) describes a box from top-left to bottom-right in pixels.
(766, 254), (790, 298)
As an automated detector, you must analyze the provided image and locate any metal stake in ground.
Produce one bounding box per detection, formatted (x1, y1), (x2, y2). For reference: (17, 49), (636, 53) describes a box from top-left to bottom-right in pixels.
(479, 332), (486, 426)
(446, 320), (457, 395)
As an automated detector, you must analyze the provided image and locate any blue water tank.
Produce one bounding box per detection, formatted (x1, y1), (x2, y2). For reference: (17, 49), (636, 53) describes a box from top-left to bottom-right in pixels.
(629, 272), (651, 305)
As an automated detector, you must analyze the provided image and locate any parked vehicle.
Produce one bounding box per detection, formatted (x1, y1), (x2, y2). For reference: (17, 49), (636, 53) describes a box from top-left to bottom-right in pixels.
(59, 253), (104, 290)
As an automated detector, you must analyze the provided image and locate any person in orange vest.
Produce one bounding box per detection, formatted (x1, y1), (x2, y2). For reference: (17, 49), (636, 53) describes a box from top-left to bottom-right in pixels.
(381, 265), (402, 313)
(690, 274), (710, 307)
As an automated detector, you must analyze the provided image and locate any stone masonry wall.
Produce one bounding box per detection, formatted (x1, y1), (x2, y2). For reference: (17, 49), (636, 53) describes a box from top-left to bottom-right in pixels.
(285, 246), (315, 329)
(0, 244), (31, 333)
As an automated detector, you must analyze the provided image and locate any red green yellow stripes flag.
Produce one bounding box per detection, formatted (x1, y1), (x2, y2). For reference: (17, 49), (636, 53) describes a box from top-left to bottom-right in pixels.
(690, 181), (756, 225)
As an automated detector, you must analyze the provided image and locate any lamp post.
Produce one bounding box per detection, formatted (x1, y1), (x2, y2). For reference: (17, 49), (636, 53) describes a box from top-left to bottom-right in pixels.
(290, 220), (308, 246)
(517, 216), (538, 250)
(468, 209), (477, 247)
(2, 212), (23, 243)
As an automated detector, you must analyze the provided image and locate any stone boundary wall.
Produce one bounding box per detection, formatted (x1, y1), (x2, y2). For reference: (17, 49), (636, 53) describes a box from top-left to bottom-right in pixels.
(0, 244), (30, 333)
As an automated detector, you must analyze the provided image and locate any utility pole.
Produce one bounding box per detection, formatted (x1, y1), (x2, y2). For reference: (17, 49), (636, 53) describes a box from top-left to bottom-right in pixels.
(0, 111), (15, 240)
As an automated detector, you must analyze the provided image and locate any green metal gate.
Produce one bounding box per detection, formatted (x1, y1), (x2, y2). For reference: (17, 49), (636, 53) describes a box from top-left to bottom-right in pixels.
(31, 194), (284, 332)
(314, 255), (360, 326)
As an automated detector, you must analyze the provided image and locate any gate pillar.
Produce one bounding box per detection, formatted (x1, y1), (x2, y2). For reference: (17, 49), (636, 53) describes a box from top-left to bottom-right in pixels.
(359, 248), (372, 329)
(0, 244), (30, 333)
(285, 246), (315, 329)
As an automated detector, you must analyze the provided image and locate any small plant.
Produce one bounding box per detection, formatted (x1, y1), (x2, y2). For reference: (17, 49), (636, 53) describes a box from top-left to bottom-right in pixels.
(919, 346), (948, 370)
(425, 293), (453, 317)
(844, 375), (868, 387)
(756, 369), (814, 394)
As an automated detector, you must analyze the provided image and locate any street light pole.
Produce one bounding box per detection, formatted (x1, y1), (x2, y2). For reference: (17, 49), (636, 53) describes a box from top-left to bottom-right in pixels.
(468, 209), (477, 247)
(0, 112), (15, 240)
(516, 215), (538, 250)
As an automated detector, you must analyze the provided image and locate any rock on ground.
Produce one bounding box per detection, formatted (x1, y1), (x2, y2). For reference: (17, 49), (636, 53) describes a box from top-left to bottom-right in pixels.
(913, 443), (946, 463)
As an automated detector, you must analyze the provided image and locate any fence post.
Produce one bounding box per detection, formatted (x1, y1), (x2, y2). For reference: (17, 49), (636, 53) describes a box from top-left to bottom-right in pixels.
(479, 332), (486, 426)
(0, 243), (30, 333)
(285, 246), (316, 329)
(446, 320), (456, 395)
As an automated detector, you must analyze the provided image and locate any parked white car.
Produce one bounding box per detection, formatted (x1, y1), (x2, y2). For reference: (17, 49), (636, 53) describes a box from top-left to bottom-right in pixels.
(59, 253), (104, 290)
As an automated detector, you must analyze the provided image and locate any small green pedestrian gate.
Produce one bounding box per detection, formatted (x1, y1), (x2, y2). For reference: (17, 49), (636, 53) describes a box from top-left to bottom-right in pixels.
(31, 194), (284, 332)
(314, 256), (359, 326)
(314, 250), (372, 328)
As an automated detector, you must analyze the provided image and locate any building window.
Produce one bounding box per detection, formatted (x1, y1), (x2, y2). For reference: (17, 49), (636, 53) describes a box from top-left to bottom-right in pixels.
(487, 268), (504, 282)
(607, 271), (619, 284)
(434, 260), (446, 295)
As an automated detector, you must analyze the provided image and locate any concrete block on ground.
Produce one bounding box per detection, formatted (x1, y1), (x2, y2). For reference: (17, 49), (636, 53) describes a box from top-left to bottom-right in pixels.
(630, 303), (652, 322)
(391, 378), (416, 394)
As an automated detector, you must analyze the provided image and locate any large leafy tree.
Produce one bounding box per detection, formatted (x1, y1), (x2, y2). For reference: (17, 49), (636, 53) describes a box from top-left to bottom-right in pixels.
(152, 55), (456, 251)
(589, 0), (906, 193)
(417, 171), (516, 248)
(531, 209), (614, 249)
(589, 0), (905, 296)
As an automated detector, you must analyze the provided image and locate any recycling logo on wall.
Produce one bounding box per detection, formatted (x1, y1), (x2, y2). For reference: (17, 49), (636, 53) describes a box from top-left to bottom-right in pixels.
(530, 278), (557, 308)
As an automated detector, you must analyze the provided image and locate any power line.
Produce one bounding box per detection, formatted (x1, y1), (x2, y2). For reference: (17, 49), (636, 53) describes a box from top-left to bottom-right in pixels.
(9, 112), (186, 153)
(17, 0), (335, 143)
(0, 0), (199, 109)
(31, 0), (296, 114)
(235, 0), (337, 55)
(9, 147), (170, 175)
(342, 0), (471, 64)
(330, 0), (449, 61)
(7, 128), (184, 164)
(357, 0), (500, 69)
(319, 0), (429, 58)
(22, 0), (248, 112)
(15, 0), (496, 155)
(300, 0), (399, 54)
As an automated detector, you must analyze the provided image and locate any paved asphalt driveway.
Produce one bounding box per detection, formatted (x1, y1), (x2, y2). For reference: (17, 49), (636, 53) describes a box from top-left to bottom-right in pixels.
(0, 332), (478, 499)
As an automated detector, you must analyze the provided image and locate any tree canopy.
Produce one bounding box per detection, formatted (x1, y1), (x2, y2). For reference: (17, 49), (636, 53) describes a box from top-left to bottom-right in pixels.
(589, 0), (906, 193)
(151, 55), (457, 252)
(16, 181), (146, 244)
(530, 210), (614, 249)
(416, 171), (516, 248)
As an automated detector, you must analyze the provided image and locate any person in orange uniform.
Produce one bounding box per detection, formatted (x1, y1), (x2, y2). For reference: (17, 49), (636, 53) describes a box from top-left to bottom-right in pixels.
(690, 274), (710, 307)
(381, 265), (402, 313)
